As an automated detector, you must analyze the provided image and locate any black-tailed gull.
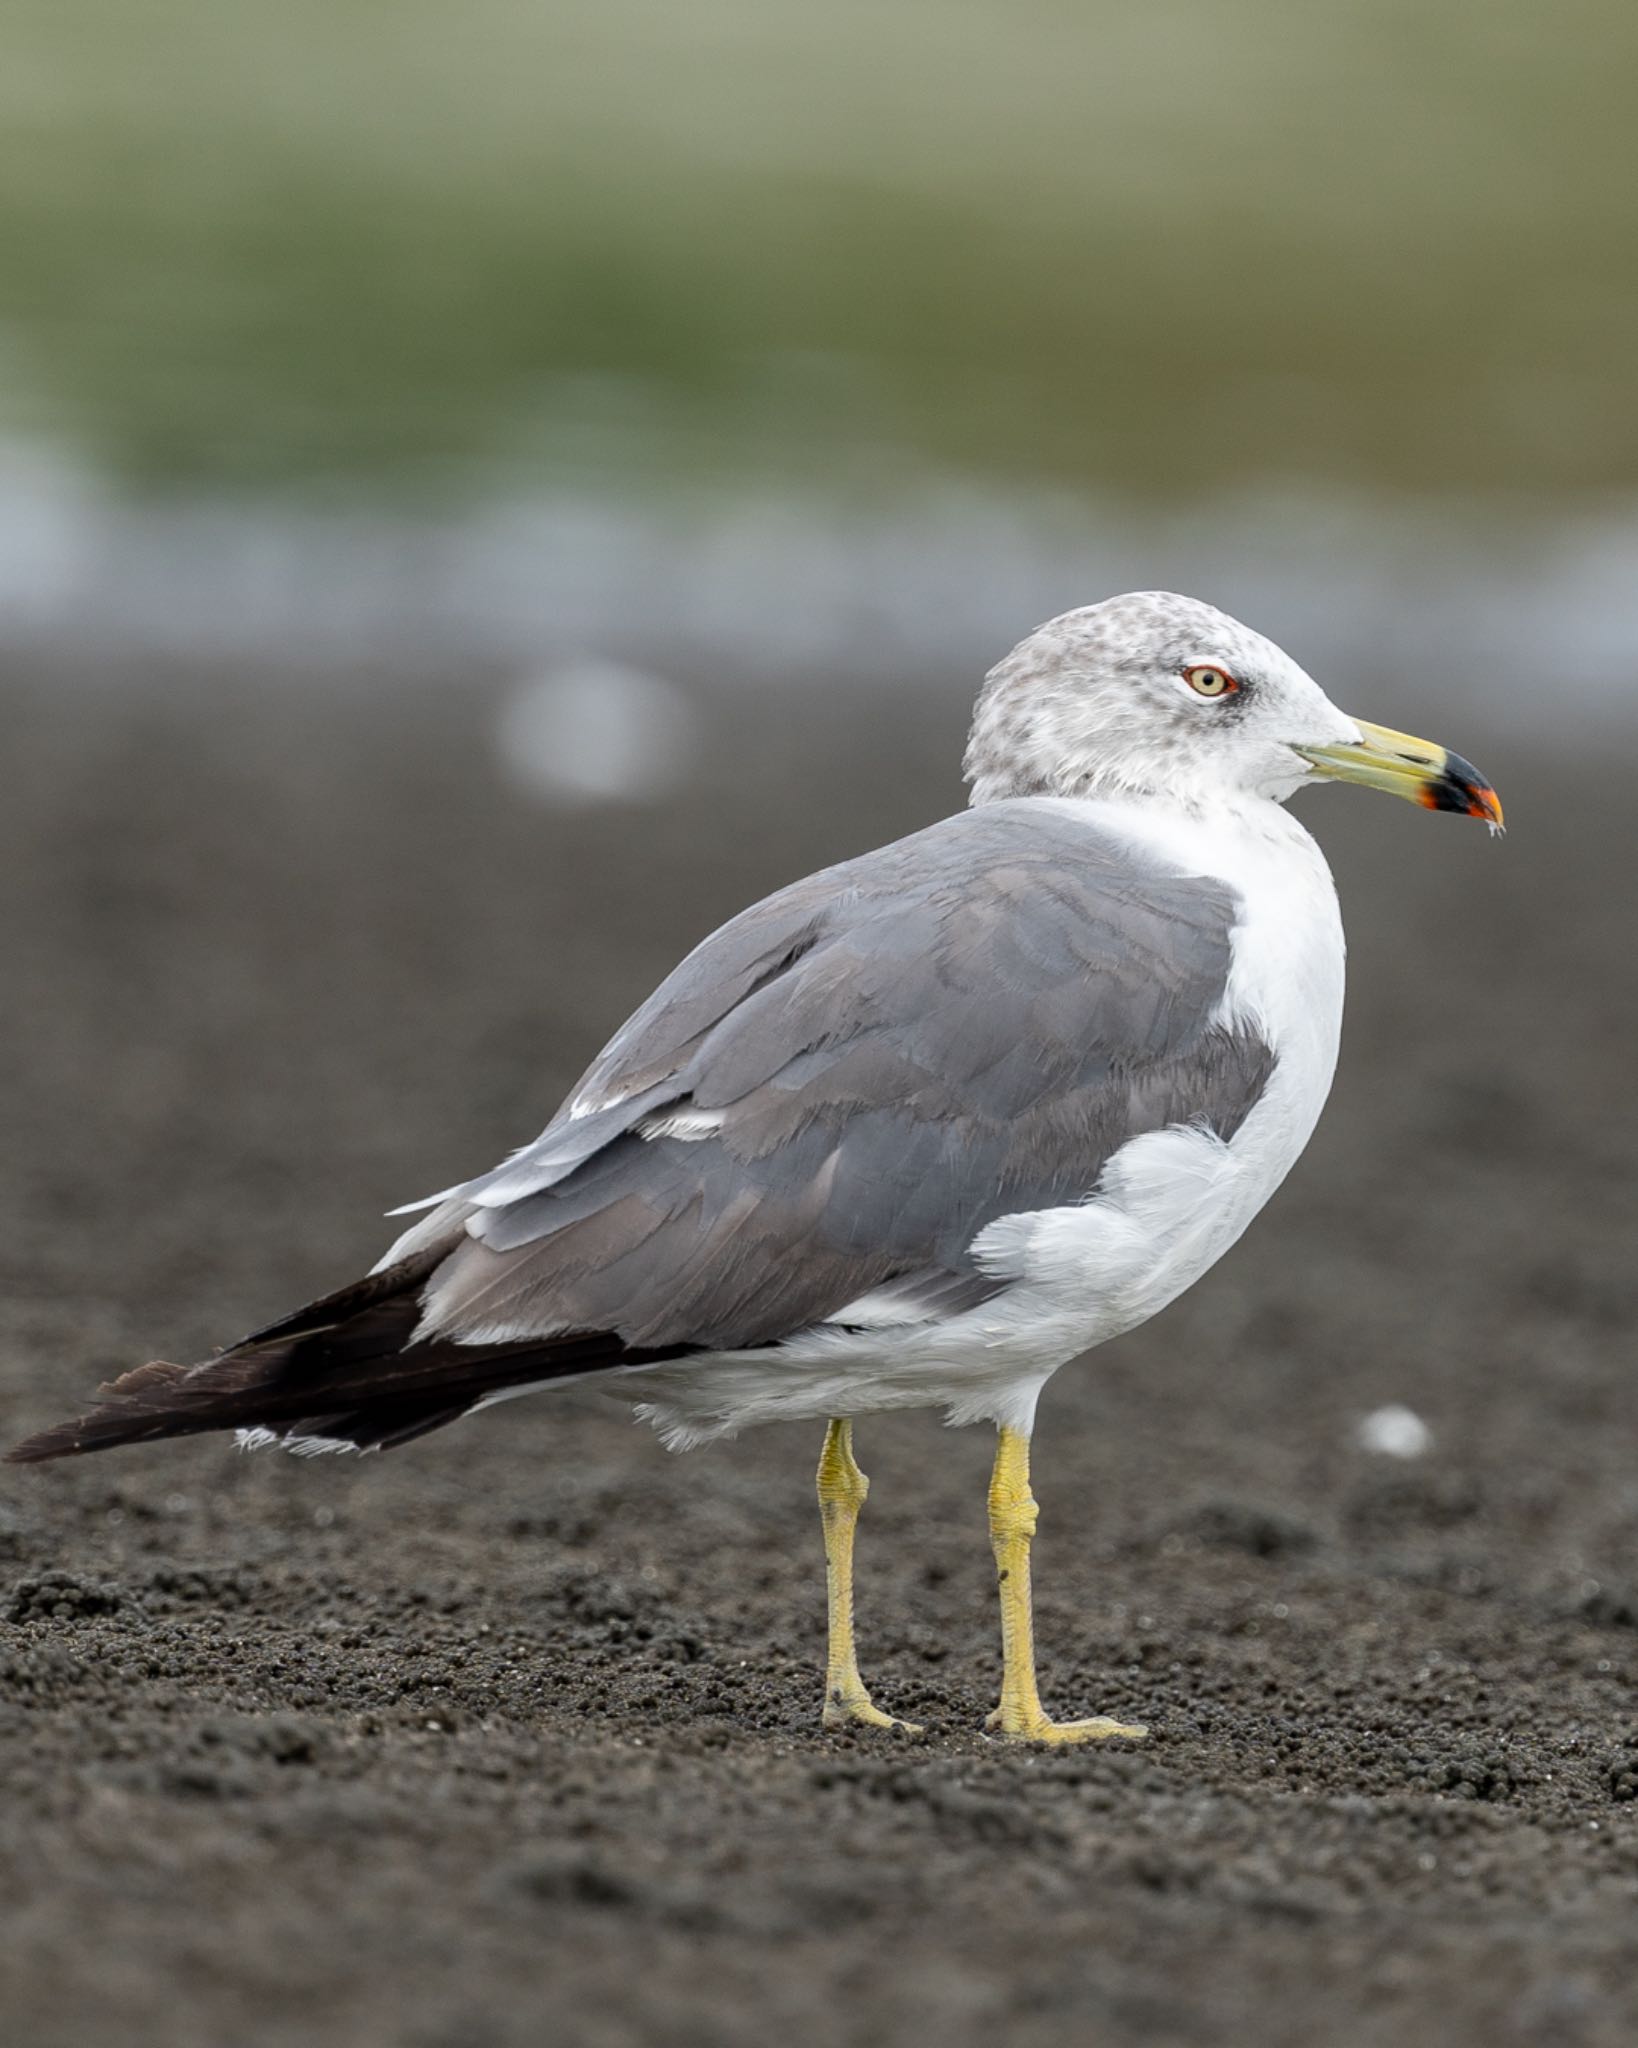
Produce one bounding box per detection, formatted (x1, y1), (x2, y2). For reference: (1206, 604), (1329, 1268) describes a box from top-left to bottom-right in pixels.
(9, 591), (1503, 1743)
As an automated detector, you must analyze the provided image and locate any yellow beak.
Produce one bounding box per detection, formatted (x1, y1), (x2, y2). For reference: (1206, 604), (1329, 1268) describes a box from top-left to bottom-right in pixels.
(1296, 719), (1504, 829)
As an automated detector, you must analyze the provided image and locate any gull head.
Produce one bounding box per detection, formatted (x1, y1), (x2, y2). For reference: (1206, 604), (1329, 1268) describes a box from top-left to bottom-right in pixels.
(965, 590), (1502, 828)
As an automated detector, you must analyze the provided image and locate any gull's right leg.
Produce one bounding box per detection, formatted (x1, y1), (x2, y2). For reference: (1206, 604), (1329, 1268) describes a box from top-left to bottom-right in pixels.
(816, 1418), (920, 1732)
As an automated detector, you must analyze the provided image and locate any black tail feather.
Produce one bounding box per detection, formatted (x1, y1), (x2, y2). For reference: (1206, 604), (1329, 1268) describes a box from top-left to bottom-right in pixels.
(6, 1257), (685, 1465)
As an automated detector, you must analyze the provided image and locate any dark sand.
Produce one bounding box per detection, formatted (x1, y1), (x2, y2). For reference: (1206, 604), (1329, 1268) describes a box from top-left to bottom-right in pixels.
(1, 663), (1635, 2047)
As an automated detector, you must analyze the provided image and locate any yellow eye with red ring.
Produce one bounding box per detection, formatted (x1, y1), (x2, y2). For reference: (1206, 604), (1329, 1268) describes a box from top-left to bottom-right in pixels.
(1183, 663), (1240, 699)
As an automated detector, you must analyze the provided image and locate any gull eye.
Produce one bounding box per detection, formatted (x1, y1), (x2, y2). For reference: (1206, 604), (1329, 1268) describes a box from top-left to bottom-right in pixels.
(1183, 663), (1238, 699)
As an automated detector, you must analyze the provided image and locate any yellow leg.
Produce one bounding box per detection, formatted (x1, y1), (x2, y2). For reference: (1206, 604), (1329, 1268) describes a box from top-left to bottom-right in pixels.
(817, 1419), (920, 1732)
(986, 1424), (1147, 1745)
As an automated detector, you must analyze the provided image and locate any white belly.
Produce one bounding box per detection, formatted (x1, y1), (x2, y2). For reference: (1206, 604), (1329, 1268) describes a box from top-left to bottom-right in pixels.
(620, 797), (1346, 1448)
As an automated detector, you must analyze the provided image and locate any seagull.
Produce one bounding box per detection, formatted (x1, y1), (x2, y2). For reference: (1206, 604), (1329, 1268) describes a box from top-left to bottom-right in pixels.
(7, 592), (1502, 1743)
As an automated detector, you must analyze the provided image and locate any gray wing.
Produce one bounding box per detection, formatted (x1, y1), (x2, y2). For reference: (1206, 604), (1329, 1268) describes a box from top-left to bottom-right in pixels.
(409, 802), (1275, 1353)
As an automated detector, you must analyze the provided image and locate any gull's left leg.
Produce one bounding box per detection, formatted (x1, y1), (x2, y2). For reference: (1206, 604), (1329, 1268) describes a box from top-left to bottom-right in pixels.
(986, 1423), (1148, 1745)
(816, 1418), (920, 1732)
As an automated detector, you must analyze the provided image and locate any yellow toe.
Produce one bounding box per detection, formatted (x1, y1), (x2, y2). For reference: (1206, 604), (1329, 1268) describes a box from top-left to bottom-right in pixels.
(987, 1709), (1148, 1745)
(823, 1690), (923, 1734)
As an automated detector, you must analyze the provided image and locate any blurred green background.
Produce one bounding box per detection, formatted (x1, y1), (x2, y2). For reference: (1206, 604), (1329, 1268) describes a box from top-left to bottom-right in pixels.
(3, 0), (1634, 505)
(0, 0), (1634, 724)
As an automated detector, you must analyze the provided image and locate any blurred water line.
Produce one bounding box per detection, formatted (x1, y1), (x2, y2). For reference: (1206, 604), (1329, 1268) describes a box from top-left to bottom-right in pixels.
(8, 3), (1638, 505)
(1, 444), (1633, 731)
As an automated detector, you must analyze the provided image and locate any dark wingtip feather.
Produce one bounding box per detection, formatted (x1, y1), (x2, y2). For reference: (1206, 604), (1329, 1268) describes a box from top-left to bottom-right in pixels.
(6, 1431), (69, 1465)
(6, 1297), (670, 1468)
(6, 1360), (195, 1464)
(3, 1257), (457, 1466)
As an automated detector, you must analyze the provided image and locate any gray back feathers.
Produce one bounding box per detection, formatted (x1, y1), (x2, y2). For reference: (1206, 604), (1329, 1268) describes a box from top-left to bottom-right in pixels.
(418, 802), (1274, 1355)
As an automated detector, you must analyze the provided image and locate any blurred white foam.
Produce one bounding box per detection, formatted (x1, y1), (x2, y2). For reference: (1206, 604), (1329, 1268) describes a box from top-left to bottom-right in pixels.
(494, 660), (697, 806)
(1356, 1404), (1433, 1459)
(0, 436), (1636, 736)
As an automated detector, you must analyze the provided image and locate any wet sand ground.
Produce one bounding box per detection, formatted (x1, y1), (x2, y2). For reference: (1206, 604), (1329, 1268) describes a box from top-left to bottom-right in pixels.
(1, 662), (1635, 2047)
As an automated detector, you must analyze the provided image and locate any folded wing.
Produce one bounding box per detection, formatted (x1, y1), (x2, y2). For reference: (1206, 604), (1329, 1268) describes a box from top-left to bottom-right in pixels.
(413, 800), (1275, 1350)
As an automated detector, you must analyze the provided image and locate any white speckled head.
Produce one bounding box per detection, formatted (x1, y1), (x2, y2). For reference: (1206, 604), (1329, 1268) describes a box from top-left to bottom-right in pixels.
(964, 592), (1360, 813)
